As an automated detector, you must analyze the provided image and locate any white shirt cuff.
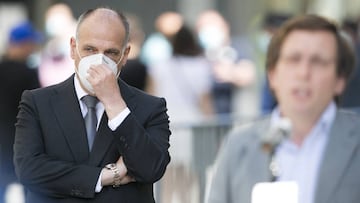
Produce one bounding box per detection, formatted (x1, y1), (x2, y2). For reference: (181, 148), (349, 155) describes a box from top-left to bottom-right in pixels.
(108, 107), (130, 131)
(95, 171), (103, 193)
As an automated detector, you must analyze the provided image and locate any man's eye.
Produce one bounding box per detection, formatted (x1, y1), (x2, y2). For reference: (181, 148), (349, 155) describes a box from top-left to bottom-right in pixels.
(311, 58), (333, 67)
(107, 51), (119, 56)
(283, 55), (300, 64)
(84, 47), (96, 52)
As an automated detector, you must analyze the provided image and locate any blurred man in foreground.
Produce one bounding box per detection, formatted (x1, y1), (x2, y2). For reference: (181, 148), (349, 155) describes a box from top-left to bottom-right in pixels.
(208, 14), (360, 203)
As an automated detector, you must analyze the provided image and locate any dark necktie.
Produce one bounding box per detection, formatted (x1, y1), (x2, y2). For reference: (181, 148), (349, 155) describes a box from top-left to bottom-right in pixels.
(82, 95), (98, 151)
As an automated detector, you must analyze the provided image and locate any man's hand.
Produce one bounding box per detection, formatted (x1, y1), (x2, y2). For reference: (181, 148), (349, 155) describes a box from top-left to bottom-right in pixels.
(87, 64), (127, 119)
(118, 175), (135, 184)
(116, 156), (135, 184)
(101, 156), (135, 187)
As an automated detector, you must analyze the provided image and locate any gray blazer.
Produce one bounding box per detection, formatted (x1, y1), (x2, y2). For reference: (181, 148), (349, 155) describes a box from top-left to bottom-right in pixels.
(208, 110), (360, 203)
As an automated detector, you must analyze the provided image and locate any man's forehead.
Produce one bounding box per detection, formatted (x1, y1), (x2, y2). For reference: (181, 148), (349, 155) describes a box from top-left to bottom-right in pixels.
(76, 15), (125, 42)
(78, 9), (123, 31)
(282, 30), (337, 47)
(286, 29), (335, 39)
(90, 9), (120, 21)
(77, 39), (123, 50)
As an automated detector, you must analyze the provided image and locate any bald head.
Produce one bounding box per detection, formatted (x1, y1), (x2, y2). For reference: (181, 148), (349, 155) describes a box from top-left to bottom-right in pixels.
(76, 7), (129, 45)
(70, 7), (132, 72)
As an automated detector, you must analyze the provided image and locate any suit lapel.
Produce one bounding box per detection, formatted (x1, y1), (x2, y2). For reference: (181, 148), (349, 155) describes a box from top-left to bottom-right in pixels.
(253, 119), (273, 182)
(88, 113), (113, 165)
(118, 79), (137, 111)
(51, 75), (90, 163)
(247, 145), (272, 182)
(239, 119), (272, 203)
(314, 111), (359, 203)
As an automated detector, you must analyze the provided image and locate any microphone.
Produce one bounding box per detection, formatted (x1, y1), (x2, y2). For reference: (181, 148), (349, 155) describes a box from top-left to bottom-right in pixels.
(261, 117), (292, 181)
(261, 117), (292, 153)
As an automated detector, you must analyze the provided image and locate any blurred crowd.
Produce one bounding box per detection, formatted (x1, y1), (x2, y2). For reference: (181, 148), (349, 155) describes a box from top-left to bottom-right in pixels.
(1, 2), (360, 203)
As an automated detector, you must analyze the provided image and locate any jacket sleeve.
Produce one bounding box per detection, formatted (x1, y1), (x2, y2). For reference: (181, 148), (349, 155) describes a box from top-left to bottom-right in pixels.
(206, 134), (232, 203)
(114, 97), (171, 183)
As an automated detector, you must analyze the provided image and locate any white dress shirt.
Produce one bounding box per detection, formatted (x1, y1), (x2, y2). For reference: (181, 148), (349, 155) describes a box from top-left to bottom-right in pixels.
(74, 76), (130, 192)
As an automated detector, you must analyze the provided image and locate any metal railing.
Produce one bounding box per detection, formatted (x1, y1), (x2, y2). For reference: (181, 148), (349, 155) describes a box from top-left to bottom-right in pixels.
(156, 115), (251, 203)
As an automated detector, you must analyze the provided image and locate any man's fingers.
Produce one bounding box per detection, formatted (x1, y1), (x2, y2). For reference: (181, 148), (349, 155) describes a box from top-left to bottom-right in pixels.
(119, 175), (135, 185)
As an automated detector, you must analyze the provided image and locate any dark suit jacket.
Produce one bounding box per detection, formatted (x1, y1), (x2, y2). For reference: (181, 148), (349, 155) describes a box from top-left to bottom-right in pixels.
(208, 110), (360, 203)
(14, 74), (171, 203)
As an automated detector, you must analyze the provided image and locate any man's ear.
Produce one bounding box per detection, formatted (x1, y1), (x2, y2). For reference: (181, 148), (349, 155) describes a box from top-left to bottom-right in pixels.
(70, 37), (77, 60)
(334, 77), (346, 96)
(267, 67), (276, 90)
(120, 45), (131, 66)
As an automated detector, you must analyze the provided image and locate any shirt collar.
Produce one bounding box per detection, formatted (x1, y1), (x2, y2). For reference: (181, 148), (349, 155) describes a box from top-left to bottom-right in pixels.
(270, 101), (337, 138)
(74, 75), (88, 101)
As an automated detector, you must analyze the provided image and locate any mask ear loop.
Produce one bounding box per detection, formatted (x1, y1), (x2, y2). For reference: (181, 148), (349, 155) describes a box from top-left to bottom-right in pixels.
(115, 56), (122, 78)
(74, 42), (84, 76)
(115, 46), (127, 78)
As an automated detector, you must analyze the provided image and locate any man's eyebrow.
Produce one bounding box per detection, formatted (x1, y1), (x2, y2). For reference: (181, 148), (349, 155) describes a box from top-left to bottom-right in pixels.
(81, 44), (97, 49)
(105, 48), (121, 53)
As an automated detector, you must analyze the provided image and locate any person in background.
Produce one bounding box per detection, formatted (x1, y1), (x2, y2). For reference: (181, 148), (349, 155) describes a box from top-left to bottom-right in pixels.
(207, 14), (360, 203)
(196, 10), (256, 121)
(120, 13), (153, 92)
(149, 24), (213, 124)
(14, 7), (171, 203)
(339, 18), (360, 109)
(38, 3), (77, 87)
(141, 11), (183, 66)
(0, 21), (41, 203)
(149, 24), (213, 203)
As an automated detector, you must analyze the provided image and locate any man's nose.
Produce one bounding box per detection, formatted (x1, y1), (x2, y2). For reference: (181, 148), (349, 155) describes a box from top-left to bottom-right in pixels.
(296, 60), (312, 80)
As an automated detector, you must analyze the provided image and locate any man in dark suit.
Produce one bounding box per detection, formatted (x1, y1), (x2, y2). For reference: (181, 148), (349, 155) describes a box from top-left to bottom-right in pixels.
(207, 15), (360, 203)
(0, 21), (41, 203)
(14, 7), (171, 203)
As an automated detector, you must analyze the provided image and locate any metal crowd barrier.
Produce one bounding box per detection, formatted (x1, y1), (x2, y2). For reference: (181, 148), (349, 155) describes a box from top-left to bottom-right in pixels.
(155, 115), (249, 203)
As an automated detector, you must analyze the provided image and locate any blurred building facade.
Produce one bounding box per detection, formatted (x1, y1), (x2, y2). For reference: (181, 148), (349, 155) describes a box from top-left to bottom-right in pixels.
(3, 0), (360, 42)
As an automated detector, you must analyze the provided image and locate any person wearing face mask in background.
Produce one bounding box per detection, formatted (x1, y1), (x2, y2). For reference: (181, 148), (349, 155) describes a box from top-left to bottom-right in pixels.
(14, 7), (171, 203)
(195, 10), (256, 121)
(119, 13), (153, 93)
(140, 11), (183, 67)
(38, 3), (77, 87)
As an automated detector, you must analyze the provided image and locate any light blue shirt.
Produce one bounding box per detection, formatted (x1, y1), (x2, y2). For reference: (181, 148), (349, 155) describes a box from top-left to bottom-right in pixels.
(270, 102), (336, 203)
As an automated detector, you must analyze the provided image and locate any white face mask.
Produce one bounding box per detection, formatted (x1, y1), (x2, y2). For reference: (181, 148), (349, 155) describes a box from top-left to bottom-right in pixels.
(75, 50), (123, 94)
(198, 25), (226, 50)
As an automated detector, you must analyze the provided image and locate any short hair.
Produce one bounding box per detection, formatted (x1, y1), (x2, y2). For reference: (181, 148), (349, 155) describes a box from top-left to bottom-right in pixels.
(171, 25), (203, 56)
(75, 7), (130, 47)
(266, 14), (355, 82)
